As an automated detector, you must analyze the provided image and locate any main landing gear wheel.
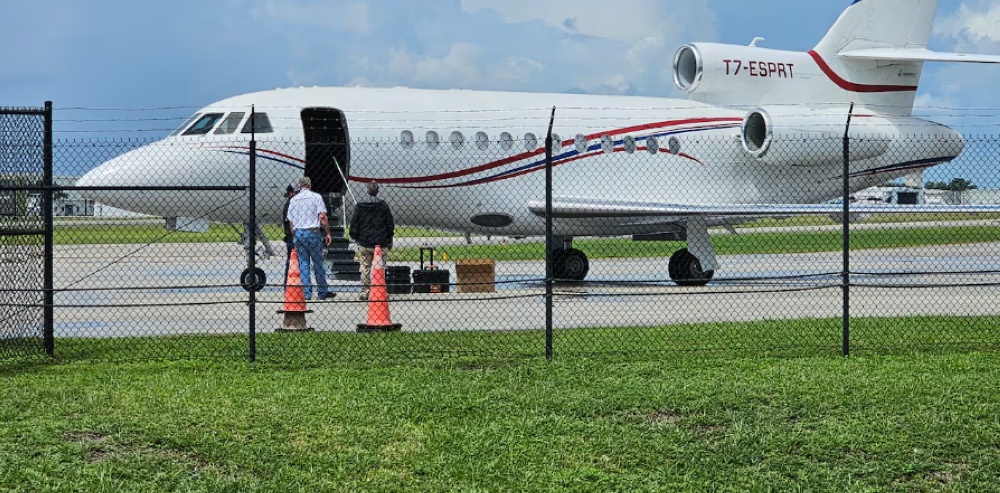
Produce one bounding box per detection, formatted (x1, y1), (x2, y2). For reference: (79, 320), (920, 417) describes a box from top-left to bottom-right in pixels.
(240, 267), (267, 292)
(668, 248), (714, 287)
(554, 248), (589, 281)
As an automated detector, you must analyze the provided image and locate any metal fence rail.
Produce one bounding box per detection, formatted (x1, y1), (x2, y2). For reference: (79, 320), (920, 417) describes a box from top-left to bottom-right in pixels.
(0, 104), (49, 360)
(1, 105), (999, 363)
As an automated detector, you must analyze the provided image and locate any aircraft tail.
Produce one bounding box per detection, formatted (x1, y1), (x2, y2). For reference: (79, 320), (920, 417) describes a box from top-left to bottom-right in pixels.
(814, 0), (939, 57)
(811, 0), (940, 114)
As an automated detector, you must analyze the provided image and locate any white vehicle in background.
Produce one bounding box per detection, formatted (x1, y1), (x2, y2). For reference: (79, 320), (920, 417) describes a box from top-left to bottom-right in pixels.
(78, 0), (1000, 286)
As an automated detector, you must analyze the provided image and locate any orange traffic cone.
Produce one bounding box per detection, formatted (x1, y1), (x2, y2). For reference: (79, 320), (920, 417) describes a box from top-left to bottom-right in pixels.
(357, 245), (402, 333)
(277, 247), (314, 332)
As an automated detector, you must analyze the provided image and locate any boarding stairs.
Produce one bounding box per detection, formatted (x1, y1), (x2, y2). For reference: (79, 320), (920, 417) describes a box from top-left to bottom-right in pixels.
(324, 193), (361, 281)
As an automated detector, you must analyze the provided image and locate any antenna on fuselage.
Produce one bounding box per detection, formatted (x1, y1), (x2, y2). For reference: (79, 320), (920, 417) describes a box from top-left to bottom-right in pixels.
(749, 37), (765, 47)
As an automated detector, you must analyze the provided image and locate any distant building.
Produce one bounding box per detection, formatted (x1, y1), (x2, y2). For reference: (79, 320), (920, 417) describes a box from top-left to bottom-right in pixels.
(851, 186), (924, 205)
(2, 174), (95, 217)
(934, 189), (1000, 206)
(853, 186), (1000, 206)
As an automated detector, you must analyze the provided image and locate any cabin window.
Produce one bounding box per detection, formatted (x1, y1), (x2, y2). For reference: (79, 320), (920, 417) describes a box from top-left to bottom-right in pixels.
(214, 112), (246, 135)
(600, 135), (614, 154)
(183, 113), (225, 136)
(170, 113), (201, 137)
(574, 134), (587, 153)
(400, 130), (415, 149)
(550, 133), (562, 152)
(475, 131), (489, 150)
(499, 132), (513, 151)
(668, 137), (681, 155)
(646, 136), (659, 154)
(524, 132), (537, 151)
(240, 113), (274, 134)
(426, 130), (440, 149)
(623, 135), (637, 154)
(450, 131), (464, 150)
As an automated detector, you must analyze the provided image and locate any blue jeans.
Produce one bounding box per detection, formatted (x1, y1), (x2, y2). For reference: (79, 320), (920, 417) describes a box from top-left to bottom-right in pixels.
(294, 230), (328, 299)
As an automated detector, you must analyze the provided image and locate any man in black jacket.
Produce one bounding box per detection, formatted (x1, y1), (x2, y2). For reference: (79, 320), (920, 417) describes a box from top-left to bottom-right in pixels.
(349, 181), (395, 300)
(281, 184), (297, 286)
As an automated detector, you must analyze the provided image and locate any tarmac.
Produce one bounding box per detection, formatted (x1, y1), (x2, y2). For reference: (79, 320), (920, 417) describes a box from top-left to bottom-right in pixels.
(45, 227), (1000, 338)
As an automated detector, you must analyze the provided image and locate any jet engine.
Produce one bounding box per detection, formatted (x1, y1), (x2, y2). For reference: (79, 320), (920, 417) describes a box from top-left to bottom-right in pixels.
(739, 107), (890, 166)
(672, 43), (811, 99)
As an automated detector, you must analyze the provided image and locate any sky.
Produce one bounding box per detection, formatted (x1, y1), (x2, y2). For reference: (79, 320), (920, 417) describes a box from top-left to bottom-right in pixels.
(3, 0), (1000, 182)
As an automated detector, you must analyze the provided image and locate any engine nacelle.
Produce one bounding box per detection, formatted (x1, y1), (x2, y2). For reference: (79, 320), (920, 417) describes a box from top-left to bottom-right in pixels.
(739, 107), (891, 166)
(673, 43), (812, 100)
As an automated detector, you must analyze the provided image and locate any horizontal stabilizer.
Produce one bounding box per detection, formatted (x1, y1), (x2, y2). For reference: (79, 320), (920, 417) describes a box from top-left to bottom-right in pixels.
(527, 197), (1000, 218)
(839, 48), (1000, 64)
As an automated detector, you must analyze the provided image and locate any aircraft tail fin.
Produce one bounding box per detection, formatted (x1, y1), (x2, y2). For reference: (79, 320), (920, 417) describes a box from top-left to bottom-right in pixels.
(814, 0), (939, 58)
(811, 0), (941, 114)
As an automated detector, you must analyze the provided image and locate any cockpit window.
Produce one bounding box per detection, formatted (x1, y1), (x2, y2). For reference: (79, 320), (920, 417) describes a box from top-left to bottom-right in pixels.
(214, 112), (246, 135)
(182, 113), (225, 136)
(241, 113), (274, 134)
(169, 113), (201, 137)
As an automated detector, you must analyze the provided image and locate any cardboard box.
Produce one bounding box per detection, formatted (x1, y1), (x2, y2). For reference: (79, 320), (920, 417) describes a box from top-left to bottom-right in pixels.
(455, 259), (495, 293)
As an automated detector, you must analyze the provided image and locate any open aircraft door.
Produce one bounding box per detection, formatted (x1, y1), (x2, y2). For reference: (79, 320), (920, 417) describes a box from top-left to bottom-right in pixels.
(300, 107), (350, 195)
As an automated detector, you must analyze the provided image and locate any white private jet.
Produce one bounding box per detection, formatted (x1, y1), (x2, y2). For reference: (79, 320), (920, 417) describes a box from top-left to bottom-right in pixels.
(78, 0), (1000, 286)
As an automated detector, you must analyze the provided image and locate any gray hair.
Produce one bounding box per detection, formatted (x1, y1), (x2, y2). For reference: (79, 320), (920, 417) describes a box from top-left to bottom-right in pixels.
(367, 181), (379, 197)
(298, 176), (312, 189)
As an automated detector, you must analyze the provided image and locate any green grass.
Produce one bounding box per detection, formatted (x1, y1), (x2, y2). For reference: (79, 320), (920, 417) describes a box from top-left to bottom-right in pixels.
(3, 319), (1000, 491)
(10, 315), (998, 364)
(52, 224), (458, 245)
(737, 213), (1000, 229)
(388, 225), (1000, 262)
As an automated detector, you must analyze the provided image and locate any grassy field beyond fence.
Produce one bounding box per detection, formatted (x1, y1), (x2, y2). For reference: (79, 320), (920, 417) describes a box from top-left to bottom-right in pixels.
(2, 337), (1000, 491)
(49, 222), (1000, 262)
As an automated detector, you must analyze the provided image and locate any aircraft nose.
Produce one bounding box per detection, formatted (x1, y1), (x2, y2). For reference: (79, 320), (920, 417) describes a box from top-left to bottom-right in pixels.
(76, 154), (127, 203)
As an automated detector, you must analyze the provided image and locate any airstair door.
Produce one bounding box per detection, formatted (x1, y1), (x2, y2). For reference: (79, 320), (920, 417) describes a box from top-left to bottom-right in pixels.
(300, 108), (350, 195)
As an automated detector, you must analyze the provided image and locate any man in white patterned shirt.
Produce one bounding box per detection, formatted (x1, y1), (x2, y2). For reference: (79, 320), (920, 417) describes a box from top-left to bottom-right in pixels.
(286, 177), (335, 301)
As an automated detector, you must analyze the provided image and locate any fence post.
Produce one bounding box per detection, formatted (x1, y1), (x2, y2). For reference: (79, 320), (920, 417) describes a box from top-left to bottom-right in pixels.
(249, 106), (257, 363)
(544, 107), (555, 360)
(43, 101), (54, 358)
(842, 102), (854, 358)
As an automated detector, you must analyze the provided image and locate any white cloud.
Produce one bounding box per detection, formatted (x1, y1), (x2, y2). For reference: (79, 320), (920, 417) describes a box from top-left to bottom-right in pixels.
(461, 0), (668, 43)
(254, 0), (372, 35)
(490, 57), (545, 85)
(388, 43), (486, 87)
(459, 0), (716, 96)
(934, 2), (1000, 50)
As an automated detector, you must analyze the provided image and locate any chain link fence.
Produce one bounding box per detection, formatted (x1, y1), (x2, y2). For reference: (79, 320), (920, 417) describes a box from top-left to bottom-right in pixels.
(2, 105), (999, 363)
(0, 105), (50, 361)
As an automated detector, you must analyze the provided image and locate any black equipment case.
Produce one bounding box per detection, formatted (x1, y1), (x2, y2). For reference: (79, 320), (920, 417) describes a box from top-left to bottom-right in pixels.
(412, 247), (450, 293)
(385, 265), (412, 294)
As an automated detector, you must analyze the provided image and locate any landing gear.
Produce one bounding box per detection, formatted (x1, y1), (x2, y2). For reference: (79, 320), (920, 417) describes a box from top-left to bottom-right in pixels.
(233, 221), (277, 290)
(554, 248), (589, 281)
(668, 249), (714, 286)
(551, 237), (589, 281)
(233, 221), (277, 261)
(240, 267), (267, 292)
(668, 216), (718, 287)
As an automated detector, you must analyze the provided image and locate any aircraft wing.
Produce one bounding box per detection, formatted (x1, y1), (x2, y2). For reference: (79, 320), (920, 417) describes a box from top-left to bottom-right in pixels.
(526, 197), (1000, 218)
(839, 48), (1000, 64)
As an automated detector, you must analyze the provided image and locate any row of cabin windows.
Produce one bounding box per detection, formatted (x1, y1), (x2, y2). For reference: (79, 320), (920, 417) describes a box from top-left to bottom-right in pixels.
(398, 130), (681, 155)
(169, 112), (274, 137)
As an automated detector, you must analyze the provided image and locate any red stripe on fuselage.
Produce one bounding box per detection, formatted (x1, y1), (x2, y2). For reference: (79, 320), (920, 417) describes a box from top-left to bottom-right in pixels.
(348, 117), (740, 184)
(808, 51), (918, 93)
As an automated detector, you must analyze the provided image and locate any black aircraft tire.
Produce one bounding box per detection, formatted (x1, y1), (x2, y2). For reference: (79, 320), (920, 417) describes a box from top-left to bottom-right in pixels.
(554, 248), (590, 281)
(241, 267), (267, 292)
(668, 248), (714, 287)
